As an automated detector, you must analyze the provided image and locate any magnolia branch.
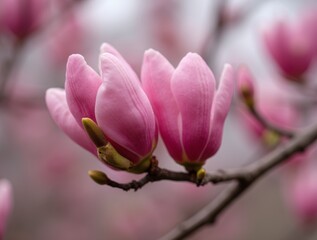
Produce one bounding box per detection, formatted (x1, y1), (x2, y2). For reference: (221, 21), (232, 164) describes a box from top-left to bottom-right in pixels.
(90, 121), (317, 239)
(90, 158), (248, 191)
(250, 106), (295, 138)
(158, 121), (317, 240)
(91, 114), (296, 191)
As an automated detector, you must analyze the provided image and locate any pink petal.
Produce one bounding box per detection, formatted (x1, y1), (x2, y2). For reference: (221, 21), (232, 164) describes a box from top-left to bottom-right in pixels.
(95, 53), (157, 162)
(0, 179), (12, 238)
(99, 43), (136, 83)
(46, 88), (96, 155)
(100, 43), (127, 63)
(171, 53), (216, 162)
(65, 54), (102, 125)
(141, 49), (183, 162)
(201, 64), (234, 160)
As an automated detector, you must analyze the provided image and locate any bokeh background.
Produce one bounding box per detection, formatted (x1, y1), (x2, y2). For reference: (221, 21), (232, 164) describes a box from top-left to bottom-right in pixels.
(1, 0), (317, 239)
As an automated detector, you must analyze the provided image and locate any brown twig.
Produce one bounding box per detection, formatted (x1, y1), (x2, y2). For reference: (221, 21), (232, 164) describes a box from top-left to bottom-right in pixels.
(249, 106), (295, 138)
(95, 162), (249, 191)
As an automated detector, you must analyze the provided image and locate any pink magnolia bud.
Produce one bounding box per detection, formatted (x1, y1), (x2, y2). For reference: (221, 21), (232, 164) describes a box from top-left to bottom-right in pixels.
(263, 19), (315, 80)
(237, 65), (255, 108)
(0, 0), (48, 40)
(239, 84), (298, 143)
(0, 180), (12, 238)
(142, 50), (234, 171)
(46, 43), (158, 172)
(288, 166), (317, 224)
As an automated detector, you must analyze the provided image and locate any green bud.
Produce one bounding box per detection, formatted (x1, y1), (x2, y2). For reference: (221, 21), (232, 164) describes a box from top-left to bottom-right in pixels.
(98, 143), (133, 171)
(82, 118), (107, 148)
(196, 168), (206, 181)
(262, 129), (280, 147)
(128, 155), (152, 174)
(88, 170), (109, 185)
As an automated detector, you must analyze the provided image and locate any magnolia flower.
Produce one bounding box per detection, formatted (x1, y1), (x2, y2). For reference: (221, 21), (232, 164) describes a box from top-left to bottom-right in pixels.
(46, 43), (158, 173)
(287, 166), (317, 224)
(0, 179), (12, 238)
(0, 0), (48, 39)
(142, 50), (234, 170)
(263, 19), (315, 80)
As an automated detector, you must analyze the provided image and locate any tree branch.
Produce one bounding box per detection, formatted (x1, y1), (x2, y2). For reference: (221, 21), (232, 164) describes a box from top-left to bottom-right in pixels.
(92, 161), (248, 191)
(158, 122), (317, 240)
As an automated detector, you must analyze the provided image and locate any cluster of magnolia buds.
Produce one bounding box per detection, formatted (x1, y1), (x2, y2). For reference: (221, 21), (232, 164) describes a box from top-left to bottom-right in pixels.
(46, 43), (234, 179)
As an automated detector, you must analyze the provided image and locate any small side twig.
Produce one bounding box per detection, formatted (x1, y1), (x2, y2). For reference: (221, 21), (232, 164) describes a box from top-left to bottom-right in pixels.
(249, 106), (295, 138)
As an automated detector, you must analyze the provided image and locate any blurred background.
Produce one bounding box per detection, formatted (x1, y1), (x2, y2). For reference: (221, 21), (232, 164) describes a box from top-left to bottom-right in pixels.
(1, 0), (317, 239)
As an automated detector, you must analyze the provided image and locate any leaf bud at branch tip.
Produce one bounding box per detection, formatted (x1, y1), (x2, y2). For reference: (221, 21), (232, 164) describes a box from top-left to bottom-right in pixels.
(82, 118), (107, 148)
(88, 170), (109, 185)
(98, 144), (133, 171)
(196, 168), (206, 186)
(262, 130), (280, 147)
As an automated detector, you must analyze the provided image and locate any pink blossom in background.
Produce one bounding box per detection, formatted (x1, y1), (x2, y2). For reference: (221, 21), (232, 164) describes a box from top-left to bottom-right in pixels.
(0, 0), (49, 40)
(108, 196), (180, 240)
(103, 182), (208, 240)
(146, 0), (188, 63)
(142, 49), (234, 169)
(286, 165), (317, 224)
(237, 65), (255, 107)
(46, 43), (158, 168)
(263, 18), (315, 80)
(0, 180), (12, 239)
(237, 65), (255, 96)
(300, 8), (317, 56)
(47, 13), (86, 65)
(238, 83), (299, 142)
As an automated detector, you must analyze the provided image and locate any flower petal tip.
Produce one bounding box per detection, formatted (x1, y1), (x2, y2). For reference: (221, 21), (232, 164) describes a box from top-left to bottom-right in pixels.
(99, 52), (117, 62)
(100, 42), (114, 52)
(45, 88), (65, 103)
(144, 48), (159, 56)
(66, 54), (87, 76)
(67, 54), (85, 64)
(100, 43), (120, 56)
